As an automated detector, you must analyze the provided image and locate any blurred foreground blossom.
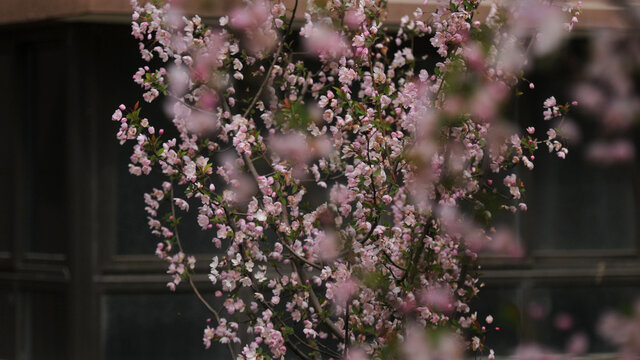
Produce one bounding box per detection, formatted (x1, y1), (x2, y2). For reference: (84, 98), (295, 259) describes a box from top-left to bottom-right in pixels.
(598, 300), (640, 358)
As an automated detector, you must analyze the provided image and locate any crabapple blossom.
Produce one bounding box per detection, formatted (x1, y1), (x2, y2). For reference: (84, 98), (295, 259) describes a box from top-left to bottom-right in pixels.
(113, 0), (580, 358)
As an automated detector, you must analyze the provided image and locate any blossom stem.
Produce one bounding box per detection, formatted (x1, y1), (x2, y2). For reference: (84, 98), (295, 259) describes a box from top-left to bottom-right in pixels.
(241, 0), (298, 121)
(169, 187), (237, 360)
(292, 261), (344, 340)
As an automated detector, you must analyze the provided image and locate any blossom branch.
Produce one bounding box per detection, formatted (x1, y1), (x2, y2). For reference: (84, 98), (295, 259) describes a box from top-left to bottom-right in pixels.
(169, 187), (237, 360)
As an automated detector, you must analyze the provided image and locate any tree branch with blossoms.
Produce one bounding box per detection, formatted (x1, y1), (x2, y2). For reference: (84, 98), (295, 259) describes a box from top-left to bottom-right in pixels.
(112, 0), (582, 358)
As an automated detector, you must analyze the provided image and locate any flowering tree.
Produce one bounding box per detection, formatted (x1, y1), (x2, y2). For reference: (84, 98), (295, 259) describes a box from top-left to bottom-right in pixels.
(112, 0), (581, 358)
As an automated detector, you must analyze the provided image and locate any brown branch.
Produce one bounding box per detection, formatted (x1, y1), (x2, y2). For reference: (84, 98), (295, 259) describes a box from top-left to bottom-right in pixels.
(283, 242), (323, 270)
(292, 262), (344, 340)
(290, 333), (342, 358)
(169, 187), (237, 360)
(358, 215), (380, 244)
(343, 298), (350, 358)
(381, 250), (407, 272)
(286, 340), (312, 360)
(241, 38), (283, 120)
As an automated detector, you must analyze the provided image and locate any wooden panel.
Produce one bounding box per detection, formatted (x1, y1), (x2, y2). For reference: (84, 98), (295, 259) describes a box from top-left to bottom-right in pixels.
(0, 291), (16, 359)
(102, 293), (225, 360)
(0, 0), (638, 29)
(0, 0), (88, 25)
(20, 39), (70, 255)
(0, 33), (15, 260)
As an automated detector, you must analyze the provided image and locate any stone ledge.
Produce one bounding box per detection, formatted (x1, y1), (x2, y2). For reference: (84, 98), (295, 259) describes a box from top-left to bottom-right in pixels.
(0, 0), (638, 29)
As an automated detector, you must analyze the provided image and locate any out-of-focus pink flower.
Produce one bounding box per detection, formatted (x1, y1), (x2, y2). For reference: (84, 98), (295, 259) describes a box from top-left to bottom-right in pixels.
(603, 99), (637, 131)
(566, 332), (589, 356)
(230, 2), (267, 30)
(598, 300), (640, 356)
(402, 325), (465, 360)
(513, 1), (566, 55)
(556, 119), (581, 144)
(488, 228), (523, 258)
(587, 140), (635, 165)
(168, 65), (190, 96)
(333, 278), (358, 308)
(187, 112), (220, 136)
(554, 313), (574, 331)
(573, 84), (605, 112)
(344, 8), (366, 29)
(527, 301), (548, 320)
(345, 348), (369, 360)
(313, 232), (339, 262)
(302, 24), (350, 60)
(420, 286), (455, 314)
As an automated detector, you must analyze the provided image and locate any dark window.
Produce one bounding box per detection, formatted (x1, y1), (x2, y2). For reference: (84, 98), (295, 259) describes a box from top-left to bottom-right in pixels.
(21, 41), (69, 255)
(103, 293), (225, 360)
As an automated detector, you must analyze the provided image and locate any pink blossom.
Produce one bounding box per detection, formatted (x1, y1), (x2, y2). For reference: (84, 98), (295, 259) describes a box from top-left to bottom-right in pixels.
(114, 0), (580, 357)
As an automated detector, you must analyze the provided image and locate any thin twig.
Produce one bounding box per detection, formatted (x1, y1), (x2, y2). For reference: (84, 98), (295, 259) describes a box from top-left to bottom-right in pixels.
(292, 262), (344, 340)
(344, 298), (350, 358)
(381, 250), (407, 271)
(291, 332), (342, 358)
(169, 187), (237, 360)
(282, 242), (323, 270)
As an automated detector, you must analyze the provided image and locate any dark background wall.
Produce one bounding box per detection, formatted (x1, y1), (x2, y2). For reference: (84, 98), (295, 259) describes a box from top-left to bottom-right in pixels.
(0, 22), (228, 360)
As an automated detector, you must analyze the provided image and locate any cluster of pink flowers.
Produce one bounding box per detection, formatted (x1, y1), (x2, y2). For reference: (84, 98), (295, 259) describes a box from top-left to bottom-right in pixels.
(562, 1), (583, 31)
(112, 0), (581, 358)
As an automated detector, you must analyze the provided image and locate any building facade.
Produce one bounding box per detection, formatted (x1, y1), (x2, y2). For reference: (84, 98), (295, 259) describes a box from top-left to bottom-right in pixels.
(1, 1), (640, 359)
